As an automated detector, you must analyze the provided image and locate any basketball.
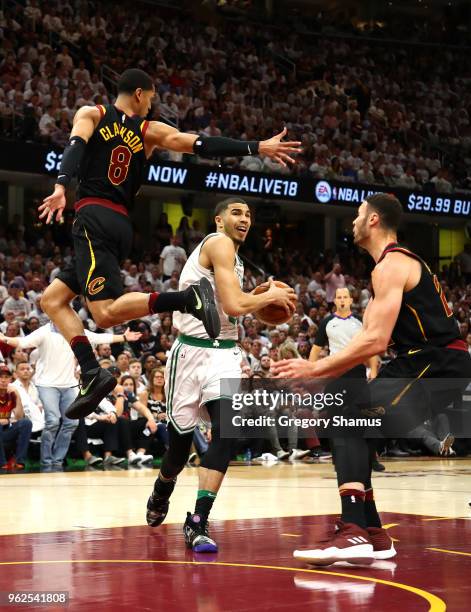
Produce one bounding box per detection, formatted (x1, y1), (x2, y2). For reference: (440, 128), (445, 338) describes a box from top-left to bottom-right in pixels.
(253, 280), (295, 326)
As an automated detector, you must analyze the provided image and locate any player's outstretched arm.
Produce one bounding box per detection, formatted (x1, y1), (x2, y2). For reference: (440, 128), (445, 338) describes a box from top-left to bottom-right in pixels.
(205, 235), (296, 317)
(271, 255), (409, 379)
(39, 106), (101, 224)
(144, 123), (302, 166)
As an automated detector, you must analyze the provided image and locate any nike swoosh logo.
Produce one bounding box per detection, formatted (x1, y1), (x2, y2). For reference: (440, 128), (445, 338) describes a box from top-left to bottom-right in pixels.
(80, 374), (98, 396)
(192, 288), (202, 310)
(408, 349), (422, 355)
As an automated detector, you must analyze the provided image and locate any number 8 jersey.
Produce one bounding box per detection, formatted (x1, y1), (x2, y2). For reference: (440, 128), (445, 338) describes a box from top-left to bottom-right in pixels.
(77, 104), (148, 211)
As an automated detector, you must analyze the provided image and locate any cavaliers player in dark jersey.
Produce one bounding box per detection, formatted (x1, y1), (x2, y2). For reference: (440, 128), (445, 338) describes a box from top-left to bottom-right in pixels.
(272, 193), (471, 565)
(38, 69), (300, 420)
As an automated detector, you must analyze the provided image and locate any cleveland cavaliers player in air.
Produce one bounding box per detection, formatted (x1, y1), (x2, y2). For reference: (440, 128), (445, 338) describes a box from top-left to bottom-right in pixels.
(39, 68), (301, 420)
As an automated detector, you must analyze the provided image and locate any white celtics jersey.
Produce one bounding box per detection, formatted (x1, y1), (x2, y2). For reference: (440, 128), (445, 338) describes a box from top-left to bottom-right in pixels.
(173, 233), (244, 340)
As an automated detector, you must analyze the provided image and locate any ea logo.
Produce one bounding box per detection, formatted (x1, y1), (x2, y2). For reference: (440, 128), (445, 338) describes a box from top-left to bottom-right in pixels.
(315, 181), (332, 203)
(88, 277), (106, 296)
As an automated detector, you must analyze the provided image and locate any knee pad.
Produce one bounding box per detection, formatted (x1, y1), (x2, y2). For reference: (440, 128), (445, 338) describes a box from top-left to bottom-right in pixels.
(160, 422), (193, 479)
(200, 399), (237, 474)
(199, 429), (236, 474)
(200, 438), (236, 474)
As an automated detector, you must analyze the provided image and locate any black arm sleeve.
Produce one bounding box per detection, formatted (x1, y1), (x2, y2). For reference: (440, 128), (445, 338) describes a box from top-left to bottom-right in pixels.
(193, 135), (259, 158)
(314, 316), (330, 347)
(56, 136), (87, 187)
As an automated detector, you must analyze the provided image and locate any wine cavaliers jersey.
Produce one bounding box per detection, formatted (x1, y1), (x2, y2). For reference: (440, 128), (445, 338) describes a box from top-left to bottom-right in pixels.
(376, 243), (461, 354)
(77, 104), (149, 210)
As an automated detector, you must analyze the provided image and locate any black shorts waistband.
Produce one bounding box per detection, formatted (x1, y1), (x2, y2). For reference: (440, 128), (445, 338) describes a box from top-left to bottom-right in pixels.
(75, 198), (129, 217)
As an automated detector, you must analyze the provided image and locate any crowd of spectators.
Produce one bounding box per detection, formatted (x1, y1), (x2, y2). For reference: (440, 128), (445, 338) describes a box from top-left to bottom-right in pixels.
(1, 0), (470, 190)
(0, 209), (470, 470)
(0, 0), (470, 468)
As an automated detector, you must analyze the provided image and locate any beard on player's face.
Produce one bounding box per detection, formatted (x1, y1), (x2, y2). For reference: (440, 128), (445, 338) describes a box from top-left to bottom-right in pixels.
(353, 211), (370, 245)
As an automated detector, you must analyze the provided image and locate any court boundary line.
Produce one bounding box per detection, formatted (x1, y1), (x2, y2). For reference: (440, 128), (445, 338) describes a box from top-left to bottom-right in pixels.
(427, 547), (471, 558)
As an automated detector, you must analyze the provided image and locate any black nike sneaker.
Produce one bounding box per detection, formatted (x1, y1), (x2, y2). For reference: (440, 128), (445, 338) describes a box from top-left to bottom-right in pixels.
(184, 278), (220, 339)
(183, 512), (218, 553)
(146, 479), (176, 527)
(65, 367), (117, 419)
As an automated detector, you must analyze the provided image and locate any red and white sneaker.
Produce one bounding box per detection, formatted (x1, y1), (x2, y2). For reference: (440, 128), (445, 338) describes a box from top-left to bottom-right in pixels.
(293, 521), (374, 566)
(367, 527), (397, 560)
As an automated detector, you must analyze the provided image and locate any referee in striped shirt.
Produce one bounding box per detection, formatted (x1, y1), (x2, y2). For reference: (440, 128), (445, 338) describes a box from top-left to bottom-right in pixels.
(310, 287), (384, 471)
(310, 287), (378, 379)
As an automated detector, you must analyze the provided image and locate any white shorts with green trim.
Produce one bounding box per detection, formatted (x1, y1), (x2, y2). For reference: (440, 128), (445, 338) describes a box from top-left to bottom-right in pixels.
(165, 335), (242, 433)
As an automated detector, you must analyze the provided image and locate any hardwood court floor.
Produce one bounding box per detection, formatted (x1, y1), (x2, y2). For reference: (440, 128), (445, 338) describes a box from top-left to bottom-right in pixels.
(1, 459), (470, 611)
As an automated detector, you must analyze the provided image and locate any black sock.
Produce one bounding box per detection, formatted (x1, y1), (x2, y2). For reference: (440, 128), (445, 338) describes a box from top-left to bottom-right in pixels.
(194, 489), (217, 523)
(365, 488), (382, 528)
(153, 474), (176, 498)
(149, 289), (189, 314)
(340, 489), (366, 529)
(70, 336), (99, 375)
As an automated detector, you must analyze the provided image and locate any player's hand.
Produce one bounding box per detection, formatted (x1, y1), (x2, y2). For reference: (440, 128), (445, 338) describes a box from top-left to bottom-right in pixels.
(123, 327), (142, 342)
(266, 280), (297, 316)
(271, 358), (317, 379)
(39, 184), (66, 224)
(258, 128), (302, 167)
(146, 419), (157, 434)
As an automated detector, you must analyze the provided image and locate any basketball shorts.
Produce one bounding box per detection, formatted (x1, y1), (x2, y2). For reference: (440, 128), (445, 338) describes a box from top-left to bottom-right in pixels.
(353, 345), (471, 437)
(165, 335), (242, 434)
(57, 203), (133, 301)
